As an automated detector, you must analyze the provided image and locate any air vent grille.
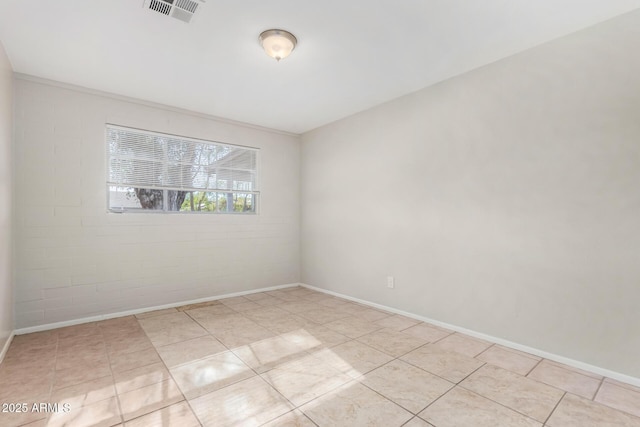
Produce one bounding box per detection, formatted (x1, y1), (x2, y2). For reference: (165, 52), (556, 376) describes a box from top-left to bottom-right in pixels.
(175, 0), (198, 13)
(144, 0), (202, 23)
(149, 0), (171, 15)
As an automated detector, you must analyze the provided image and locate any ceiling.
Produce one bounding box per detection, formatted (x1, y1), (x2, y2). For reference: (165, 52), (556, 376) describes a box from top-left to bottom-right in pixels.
(1, 0), (639, 134)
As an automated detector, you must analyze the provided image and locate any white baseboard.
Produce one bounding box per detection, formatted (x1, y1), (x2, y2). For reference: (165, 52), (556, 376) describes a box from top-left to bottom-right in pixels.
(300, 283), (640, 388)
(14, 283), (300, 335)
(0, 331), (15, 364)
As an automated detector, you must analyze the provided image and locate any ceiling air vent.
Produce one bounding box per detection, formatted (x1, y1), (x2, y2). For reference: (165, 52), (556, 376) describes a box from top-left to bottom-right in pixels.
(144, 0), (204, 23)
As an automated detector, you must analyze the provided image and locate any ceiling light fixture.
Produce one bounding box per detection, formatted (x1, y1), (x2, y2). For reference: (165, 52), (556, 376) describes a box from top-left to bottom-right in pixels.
(259, 29), (297, 62)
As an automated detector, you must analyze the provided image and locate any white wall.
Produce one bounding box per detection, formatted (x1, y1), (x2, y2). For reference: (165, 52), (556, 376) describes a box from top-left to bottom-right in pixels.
(0, 42), (14, 353)
(301, 11), (640, 378)
(13, 77), (300, 328)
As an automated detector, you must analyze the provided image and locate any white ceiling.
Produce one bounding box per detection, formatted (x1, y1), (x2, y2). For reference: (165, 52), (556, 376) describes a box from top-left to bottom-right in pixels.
(1, 0), (639, 134)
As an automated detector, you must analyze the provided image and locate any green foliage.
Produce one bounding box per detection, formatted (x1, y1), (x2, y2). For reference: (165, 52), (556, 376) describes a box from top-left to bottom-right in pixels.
(180, 191), (217, 212)
(179, 191), (255, 213)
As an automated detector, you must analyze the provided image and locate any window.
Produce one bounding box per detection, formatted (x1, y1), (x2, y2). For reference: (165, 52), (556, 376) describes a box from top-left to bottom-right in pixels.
(107, 125), (258, 213)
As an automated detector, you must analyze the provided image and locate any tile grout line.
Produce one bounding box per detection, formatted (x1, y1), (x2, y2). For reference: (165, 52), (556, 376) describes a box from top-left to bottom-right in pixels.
(98, 322), (126, 426)
(493, 343), (544, 362)
(244, 293), (324, 426)
(397, 341), (465, 386)
(259, 408), (320, 427)
(457, 360), (487, 385)
(592, 376), (606, 402)
(106, 324), (134, 420)
(170, 305), (235, 427)
(382, 341), (462, 418)
(352, 336), (465, 419)
(111, 315), (193, 425)
(526, 358), (609, 402)
(258, 339), (354, 416)
(430, 330), (455, 344)
(455, 362), (566, 424)
(543, 359), (607, 381)
(143, 318), (204, 426)
(358, 358), (430, 425)
(399, 416), (422, 427)
(456, 384), (547, 425)
(235, 292), (325, 426)
(49, 323), (124, 425)
(415, 382), (455, 422)
(475, 342), (496, 360)
(459, 367), (559, 424)
(347, 376), (416, 420)
(44, 331), (60, 426)
(175, 298), (327, 424)
(525, 357), (544, 377)
(241, 299), (402, 424)
(543, 391), (566, 426)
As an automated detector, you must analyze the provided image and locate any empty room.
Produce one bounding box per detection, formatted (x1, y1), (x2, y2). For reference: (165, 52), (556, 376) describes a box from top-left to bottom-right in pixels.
(1, 1), (639, 426)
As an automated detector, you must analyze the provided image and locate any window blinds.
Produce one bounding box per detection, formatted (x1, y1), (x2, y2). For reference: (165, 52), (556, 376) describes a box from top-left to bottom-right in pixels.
(107, 125), (258, 193)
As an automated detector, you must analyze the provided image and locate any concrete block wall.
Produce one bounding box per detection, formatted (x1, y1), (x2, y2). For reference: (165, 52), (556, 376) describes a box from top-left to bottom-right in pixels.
(13, 76), (301, 328)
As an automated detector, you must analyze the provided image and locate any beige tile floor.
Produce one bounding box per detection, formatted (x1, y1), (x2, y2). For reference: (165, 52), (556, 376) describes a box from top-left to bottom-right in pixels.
(1, 286), (639, 427)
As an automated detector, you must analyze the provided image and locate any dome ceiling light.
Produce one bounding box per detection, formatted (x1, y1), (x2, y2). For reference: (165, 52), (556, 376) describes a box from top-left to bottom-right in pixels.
(259, 29), (297, 62)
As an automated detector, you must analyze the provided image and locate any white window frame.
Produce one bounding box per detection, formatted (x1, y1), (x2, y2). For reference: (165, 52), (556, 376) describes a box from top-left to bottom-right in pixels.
(106, 124), (259, 214)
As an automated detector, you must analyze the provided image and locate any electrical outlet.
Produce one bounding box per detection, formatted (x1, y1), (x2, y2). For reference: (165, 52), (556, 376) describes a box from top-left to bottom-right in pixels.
(387, 276), (395, 289)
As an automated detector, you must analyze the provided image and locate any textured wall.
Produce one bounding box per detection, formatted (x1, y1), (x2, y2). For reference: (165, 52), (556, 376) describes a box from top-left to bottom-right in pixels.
(13, 77), (301, 328)
(301, 11), (640, 377)
(0, 42), (13, 353)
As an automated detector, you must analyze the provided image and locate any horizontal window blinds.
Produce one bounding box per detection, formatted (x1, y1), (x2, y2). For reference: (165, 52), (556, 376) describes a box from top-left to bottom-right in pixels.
(107, 125), (258, 193)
